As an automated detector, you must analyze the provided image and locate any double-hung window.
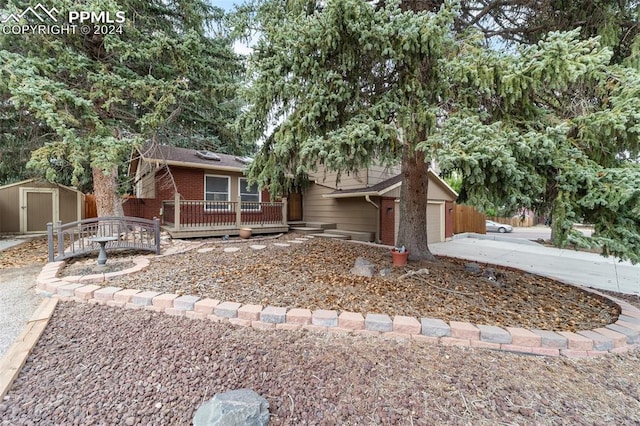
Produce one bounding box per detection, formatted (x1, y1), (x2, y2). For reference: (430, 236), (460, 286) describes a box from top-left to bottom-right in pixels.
(239, 178), (261, 211)
(204, 175), (230, 211)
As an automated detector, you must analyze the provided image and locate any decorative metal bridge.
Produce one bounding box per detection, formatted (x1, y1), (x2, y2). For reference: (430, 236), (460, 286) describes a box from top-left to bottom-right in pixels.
(47, 216), (161, 262)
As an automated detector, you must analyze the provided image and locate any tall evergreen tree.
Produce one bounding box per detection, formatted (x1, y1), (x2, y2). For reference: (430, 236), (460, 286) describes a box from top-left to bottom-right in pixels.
(241, 0), (640, 263)
(0, 0), (245, 215)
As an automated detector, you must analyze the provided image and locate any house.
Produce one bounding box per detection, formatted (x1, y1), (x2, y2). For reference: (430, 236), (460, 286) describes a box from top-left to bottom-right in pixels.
(0, 179), (85, 234)
(302, 165), (457, 245)
(125, 144), (289, 238)
(126, 144), (457, 243)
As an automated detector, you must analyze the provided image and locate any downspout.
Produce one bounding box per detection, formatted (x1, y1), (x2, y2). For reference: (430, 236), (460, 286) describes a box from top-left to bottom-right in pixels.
(365, 195), (380, 242)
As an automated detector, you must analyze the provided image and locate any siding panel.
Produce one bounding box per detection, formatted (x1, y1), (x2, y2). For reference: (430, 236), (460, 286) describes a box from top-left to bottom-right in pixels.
(303, 184), (378, 236)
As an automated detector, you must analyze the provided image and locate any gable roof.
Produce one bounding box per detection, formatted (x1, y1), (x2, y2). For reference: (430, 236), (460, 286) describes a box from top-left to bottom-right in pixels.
(0, 178), (84, 194)
(133, 144), (251, 173)
(322, 170), (458, 200)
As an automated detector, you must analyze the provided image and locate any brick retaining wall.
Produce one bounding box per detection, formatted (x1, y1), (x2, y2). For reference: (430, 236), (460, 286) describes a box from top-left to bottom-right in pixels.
(36, 261), (640, 359)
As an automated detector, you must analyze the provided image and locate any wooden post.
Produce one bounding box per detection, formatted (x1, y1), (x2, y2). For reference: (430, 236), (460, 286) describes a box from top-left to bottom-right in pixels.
(174, 192), (181, 230)
(281, 197), (288, 226)
(236, 201), (242, 227)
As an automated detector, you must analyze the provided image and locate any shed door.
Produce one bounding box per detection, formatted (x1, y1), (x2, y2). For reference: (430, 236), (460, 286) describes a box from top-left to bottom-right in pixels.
(427, 202), (444, 243)
(20, 188), (58, 233)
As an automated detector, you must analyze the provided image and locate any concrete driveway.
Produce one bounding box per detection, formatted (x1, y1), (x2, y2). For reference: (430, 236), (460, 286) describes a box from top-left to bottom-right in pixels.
(430, 236), (640, 295)
(0, 235), (45, 358)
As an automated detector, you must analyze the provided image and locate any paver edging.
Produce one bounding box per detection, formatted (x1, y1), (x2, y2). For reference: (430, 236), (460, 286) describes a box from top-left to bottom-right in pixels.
(36, 257), (150, 290)
(35, 256), (640, 359)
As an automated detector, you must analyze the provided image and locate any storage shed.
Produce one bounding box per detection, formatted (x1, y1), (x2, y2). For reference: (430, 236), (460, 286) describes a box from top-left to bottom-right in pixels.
(0, 179), (85, 234)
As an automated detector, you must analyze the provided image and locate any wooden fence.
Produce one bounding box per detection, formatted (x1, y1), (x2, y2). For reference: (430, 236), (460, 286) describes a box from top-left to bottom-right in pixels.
(486, 215), (536, 227)
(85, 194), (97, 218)
(453, 204), (486, 234)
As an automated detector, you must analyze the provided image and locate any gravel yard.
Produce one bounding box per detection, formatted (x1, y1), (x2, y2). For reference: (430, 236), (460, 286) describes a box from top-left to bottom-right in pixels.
(1, 301), (639, 425)
(2, 235), (640, 424)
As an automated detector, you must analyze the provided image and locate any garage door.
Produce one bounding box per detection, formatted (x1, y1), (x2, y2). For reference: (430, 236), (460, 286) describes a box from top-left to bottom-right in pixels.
(427, 202), (444, 243)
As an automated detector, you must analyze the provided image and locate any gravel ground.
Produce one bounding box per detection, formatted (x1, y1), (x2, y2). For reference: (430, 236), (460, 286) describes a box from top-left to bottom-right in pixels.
(0, 266), (42, 358)
(3, 237), (640, 424)
(102, 236), (618, 332)
(1, 302), (640, 425)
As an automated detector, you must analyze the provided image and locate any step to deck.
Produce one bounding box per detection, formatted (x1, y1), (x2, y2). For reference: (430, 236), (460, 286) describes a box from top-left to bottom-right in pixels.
(309, 233), (351, 240)
(290, 227), (325, 235)
(329, 230), (375, 242)
(304, 222), (337, 230)
(288, 221), (307, 227)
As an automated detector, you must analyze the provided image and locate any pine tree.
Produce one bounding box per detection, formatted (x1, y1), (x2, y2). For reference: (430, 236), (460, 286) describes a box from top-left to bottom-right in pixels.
(0, 0), (244, 215)
(241, 0), (640, 263)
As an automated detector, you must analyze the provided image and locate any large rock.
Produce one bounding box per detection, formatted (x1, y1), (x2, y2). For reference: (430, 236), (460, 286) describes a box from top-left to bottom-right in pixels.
(350, 257), (375, 277)
(464, 262), (481, 273)
(193, 389), (270, 426)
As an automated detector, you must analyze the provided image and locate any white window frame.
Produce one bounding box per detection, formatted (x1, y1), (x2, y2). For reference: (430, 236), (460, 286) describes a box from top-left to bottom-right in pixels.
(239, 177), (261, 211)
(204, 174), (231, 211)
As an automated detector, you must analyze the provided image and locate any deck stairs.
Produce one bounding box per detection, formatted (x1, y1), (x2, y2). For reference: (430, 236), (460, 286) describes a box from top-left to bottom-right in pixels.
(289, 222), (375, 242)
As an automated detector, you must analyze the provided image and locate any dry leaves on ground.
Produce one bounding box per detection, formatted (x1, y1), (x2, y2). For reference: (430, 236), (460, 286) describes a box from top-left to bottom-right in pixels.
(0, 237), (49, 269)
(103, 236), (619, 331)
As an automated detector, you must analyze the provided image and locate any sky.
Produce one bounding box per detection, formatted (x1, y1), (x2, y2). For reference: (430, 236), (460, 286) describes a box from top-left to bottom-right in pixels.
(211, 0), (253, 55)
(213, 0), (239, 11)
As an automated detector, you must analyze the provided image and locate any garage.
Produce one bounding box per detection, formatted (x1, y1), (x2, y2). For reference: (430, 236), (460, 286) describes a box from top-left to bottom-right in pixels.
(390, 173), (457, 245)
(427, 201), (445, 243)
(0, 179), (85, 234)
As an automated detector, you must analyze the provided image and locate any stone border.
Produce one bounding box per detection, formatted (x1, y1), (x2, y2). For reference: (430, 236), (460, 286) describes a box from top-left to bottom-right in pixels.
(35, 260), (640, 358)
(40, 257), (149, 285)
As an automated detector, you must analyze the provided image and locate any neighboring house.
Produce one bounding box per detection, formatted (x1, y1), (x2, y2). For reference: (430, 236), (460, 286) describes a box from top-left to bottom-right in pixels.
(0, 179), (85, 234)
(304, 165), (457, 245)
(125, 144), (289, 238)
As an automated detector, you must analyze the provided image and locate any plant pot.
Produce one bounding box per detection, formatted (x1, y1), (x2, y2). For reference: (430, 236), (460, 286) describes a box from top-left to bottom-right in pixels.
(239, 228), (252, 239)
(391, 250), (409, 266)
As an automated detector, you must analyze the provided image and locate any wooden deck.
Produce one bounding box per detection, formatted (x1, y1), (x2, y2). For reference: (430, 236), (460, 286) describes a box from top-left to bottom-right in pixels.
(161, 199), (288, 239)
(162, 224), (289, 239)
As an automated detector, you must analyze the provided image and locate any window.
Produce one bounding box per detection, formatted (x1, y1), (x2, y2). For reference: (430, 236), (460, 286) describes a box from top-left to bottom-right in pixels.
(204, 175), (230, 210)
(239, 178), (261, 210)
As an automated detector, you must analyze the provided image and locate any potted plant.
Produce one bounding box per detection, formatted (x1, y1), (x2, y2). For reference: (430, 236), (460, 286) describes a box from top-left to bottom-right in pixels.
(391, 245), (409, 266)
(239, 227), (252, 239)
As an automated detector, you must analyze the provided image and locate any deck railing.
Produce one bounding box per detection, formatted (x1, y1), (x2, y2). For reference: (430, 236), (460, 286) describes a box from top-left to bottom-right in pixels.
(161, 198), (288, 229)
(47, 216), (161, 262)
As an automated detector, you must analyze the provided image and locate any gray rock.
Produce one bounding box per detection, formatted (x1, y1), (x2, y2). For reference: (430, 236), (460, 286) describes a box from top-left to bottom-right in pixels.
(351, 257), (375, 277)
(482, 268), (497, 281)
(193, 389), (269, 426)
(464, 262), (481, 273)
(379, 268), (391, 277)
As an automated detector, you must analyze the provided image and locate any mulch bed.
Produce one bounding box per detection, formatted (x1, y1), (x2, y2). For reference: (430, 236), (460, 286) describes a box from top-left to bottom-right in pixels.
(103, 236), (619, 332)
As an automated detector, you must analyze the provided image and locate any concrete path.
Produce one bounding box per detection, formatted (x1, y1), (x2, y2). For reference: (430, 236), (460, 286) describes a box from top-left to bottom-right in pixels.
(0, 266), (43, 358)
(430, 236), (640, 295)
(0, 239), (25, 252)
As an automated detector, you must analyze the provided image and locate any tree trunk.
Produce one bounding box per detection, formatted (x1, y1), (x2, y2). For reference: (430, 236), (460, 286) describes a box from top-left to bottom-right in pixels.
(396, 146), (436, 261)
(92, 166), (124, 217)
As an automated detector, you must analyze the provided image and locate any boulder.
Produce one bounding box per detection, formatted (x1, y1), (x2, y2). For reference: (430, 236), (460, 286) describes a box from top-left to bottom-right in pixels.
(379, 267), (391, 277)
(350, 257), (375, 277)
(464, 262), (481, 273)
(482, 267), (497, 281)
(193, 389), (269, 426)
